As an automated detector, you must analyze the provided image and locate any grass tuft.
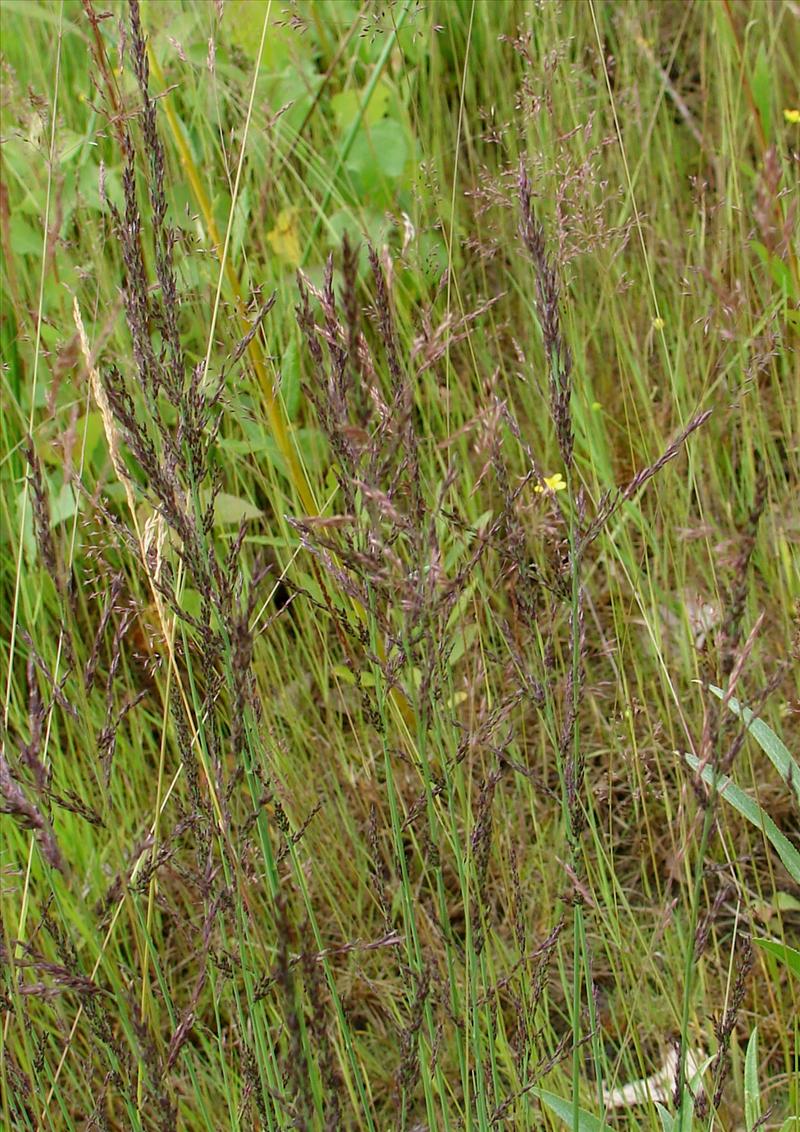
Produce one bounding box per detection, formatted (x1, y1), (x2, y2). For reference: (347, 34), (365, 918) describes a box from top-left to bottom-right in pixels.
(1, 1), (798, 1129)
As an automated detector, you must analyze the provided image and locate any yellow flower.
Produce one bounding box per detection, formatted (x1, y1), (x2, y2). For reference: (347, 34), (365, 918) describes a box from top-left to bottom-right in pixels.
(535, 472), (567, 494)
(784, 108), (800, 124)
(652, 316), (665, 330)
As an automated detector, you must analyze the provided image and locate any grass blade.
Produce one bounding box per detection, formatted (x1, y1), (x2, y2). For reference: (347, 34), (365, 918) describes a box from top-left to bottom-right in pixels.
(744, 1027), (761, 1132)
(708, 685), (800, 806)
(684, 753), (800, 884)
(530, 1088), (612, 1131)
(754, 939), (800, 981)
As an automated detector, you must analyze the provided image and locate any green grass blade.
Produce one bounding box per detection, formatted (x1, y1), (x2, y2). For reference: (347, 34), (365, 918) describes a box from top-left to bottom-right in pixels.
(744, 1026), (761, 1132)
(684, 753), (800, 884)
(754, 939), (800, 981)
(708, 685), (800, 806)
(530, 1088), (612, 1131)
(655, 1103), (674, 1132)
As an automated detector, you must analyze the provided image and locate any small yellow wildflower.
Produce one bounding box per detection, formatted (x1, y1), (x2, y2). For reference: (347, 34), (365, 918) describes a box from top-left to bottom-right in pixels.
(535, 473), (567, 494)
(784, 108), (800, 124)
(652, 316), (665, 330)
(591, 401), (602, 412)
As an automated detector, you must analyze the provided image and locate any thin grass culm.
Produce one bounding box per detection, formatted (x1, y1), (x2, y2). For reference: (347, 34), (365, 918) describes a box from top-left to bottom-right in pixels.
(2, 2), (798, 1130)
(517, 163), (599, 1126)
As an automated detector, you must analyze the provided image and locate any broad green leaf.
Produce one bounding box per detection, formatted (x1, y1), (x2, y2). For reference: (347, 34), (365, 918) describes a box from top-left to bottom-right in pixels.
(221, 434), (288, 480)
(655, 1103), (674, 1132)
(178, 588), (203, 621)
(9, 215), (42, 257)
(224, 0), (298, 71)
(225, 425), (328, 481)
(75, 410), (111, 466)
(331, 665), (356, 687)
(777, 891), (799, 914)
(744, 1027), (761, 1131)
(754, 938), (800, 981)
(39, 413), (102, 469)
(446, 623), (479, 667)
(268, 64), (324, 132)
(346, 118), (408, 188)
(50, 481), (79, 528)
(370, 118), (409, 181)
(332, 84), (391, 132)
(211, 493), (263, 526)
(676, 1088), (696, 1132)
(530, 1088), (611, 1131)
(708, 685), (800, 806)
(684, 753), (800, 884)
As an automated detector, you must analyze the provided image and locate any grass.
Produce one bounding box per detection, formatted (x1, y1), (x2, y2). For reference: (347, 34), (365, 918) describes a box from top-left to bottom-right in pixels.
(1, 0), (799, 1129)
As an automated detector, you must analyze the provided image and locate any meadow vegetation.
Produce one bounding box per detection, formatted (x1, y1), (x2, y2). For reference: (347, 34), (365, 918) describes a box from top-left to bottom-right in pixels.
(1, 1), (798, 1128)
